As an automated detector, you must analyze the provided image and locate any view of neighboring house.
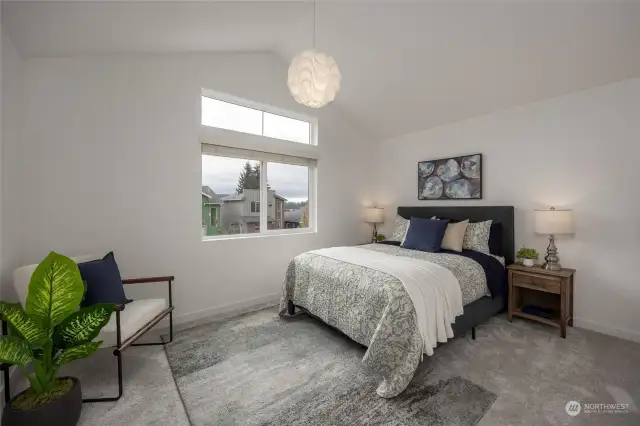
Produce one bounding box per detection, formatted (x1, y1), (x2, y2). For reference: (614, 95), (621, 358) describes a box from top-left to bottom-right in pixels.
(283, 204), (309, 228)
(201, 186), (222, 236)
(203, 187), (287, 235)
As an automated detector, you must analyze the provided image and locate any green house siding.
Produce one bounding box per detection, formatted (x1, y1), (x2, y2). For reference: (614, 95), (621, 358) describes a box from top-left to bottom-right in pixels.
(202, 194), (221, 236)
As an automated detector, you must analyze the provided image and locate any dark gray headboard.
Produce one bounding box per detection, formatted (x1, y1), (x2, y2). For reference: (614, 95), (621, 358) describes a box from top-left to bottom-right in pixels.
(396, 206), (515, 265)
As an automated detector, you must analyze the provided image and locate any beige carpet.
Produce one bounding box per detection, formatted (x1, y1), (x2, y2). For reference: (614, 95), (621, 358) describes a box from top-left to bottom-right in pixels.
(13, 308), (640, 426)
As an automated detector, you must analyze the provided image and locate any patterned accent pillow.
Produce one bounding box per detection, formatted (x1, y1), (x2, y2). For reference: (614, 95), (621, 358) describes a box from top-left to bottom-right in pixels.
(390, 215), (410, 242)
(462, 220), (493, 253)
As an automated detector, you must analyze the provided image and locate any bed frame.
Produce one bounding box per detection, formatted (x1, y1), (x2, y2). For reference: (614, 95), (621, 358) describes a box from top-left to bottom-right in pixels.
(287, 205), (514, 341)
(397, 205), (514, 339)
(396, 205), (515, 264)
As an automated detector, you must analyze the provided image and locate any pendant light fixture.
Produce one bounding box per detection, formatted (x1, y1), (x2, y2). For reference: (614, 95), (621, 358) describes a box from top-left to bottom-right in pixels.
(287, 0), (341, 108)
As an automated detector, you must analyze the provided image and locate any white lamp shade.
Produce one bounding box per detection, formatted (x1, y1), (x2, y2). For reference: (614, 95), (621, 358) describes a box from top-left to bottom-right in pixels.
(535, 209), (573, 235)
(287, 49), (341, 108)
(363, 207), (384, 224)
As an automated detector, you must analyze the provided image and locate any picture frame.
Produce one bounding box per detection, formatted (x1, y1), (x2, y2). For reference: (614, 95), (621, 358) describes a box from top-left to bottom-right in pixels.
(418, 154), (482, 200)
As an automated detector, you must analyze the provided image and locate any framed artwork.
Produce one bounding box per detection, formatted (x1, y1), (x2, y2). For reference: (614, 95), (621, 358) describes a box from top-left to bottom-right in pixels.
(418, 154), (482, 200)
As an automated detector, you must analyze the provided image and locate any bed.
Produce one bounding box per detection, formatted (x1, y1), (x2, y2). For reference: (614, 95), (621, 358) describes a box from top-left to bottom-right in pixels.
(279, 206), (514, 398)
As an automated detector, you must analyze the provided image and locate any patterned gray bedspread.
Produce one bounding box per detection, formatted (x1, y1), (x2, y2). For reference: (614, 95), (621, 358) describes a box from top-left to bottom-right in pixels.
(278, 244), (491, 398)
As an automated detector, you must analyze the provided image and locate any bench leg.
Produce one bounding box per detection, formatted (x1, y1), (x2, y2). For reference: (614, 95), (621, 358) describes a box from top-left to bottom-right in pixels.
(287, 300), (295, 315)
(82, 351), (123, 403)
(471, 327), (476, 340)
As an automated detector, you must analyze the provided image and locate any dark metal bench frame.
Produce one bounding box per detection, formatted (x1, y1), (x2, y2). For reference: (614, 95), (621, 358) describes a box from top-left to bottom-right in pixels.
(1, 275), (174, 405)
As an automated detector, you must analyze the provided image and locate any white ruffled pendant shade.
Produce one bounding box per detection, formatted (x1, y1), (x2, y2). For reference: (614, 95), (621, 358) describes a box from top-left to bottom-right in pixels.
(287, 49), (341, 108)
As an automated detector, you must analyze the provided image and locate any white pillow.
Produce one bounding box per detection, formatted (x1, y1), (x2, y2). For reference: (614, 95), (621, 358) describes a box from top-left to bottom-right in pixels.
(390, 215), (410, 242)
(441, 220), (469, 252)
(463, 220), (493, 253)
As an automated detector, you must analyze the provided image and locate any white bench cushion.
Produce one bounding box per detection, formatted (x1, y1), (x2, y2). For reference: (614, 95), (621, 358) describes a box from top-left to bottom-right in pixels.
(98, 298), (167, 347)
(13, 254), (100, 307)
(13, 255), (168, 348)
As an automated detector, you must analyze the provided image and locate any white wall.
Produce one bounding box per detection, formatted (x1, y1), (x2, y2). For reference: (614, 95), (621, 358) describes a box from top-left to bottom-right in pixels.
(375, 78), (640, 342)
(1, 31), (23, 302)
(20, 53), (372, 322)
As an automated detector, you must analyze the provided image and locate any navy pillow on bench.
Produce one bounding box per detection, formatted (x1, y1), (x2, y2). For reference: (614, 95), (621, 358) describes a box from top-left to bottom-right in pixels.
(78, 252), (131, 307)
(401, 217), (449, 252)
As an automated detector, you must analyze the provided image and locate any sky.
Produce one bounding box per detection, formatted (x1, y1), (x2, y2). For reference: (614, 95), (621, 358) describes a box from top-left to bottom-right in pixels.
(202, 155), (309, 202)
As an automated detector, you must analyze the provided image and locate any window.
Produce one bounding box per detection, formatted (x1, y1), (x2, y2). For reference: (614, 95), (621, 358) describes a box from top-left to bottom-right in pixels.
(210, 207), (219, 227)
(201, 95), (312, 144)
(201, 97), (262, 136)
(263, 112), (310, 144)
(268, 162), (309, 229)
(201, 155), (260, 236)
(202, 147), (315, 238)
(201, 90), (317, 240)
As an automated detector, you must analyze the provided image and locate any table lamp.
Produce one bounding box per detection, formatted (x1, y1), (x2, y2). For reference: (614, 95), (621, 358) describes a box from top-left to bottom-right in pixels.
(363, 207), (384, 243)
(534, 207), (573, 271)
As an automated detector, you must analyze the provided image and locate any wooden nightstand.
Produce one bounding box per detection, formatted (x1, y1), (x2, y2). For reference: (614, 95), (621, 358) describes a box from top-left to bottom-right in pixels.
(507, 264), (575, 338)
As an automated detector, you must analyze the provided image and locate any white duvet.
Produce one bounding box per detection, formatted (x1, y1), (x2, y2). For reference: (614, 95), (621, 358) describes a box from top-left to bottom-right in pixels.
(308, 246), (464, 356)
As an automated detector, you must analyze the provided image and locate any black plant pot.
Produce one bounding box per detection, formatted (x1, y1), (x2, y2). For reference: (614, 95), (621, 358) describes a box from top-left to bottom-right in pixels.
(1, 377), (82, 426)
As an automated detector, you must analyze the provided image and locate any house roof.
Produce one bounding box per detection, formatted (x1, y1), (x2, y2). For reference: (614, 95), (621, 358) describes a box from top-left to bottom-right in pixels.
(284, 210), (302, 223)
(221, 194), (244, 202)
(201, 186), (221, 204)
(221, 191), (287, 202)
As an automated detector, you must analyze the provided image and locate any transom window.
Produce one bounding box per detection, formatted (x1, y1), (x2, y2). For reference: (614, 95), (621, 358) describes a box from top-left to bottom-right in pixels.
(202, 96), (312, 144)
(200, 90), (317, 240)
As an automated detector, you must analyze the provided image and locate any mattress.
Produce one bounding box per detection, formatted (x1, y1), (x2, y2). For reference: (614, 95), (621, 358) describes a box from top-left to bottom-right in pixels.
(279, 243), (506, 398)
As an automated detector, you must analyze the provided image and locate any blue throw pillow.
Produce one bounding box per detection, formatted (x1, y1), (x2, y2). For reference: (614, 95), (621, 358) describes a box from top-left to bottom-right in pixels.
(78, 252), (130, 307)
(401, 217), (449, 252)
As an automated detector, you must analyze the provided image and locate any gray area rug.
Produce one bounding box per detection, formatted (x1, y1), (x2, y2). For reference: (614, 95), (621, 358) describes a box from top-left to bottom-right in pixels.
(12, 307), (639, 425)
(13, 345), (190, 426)
(164, 308), (496, 425)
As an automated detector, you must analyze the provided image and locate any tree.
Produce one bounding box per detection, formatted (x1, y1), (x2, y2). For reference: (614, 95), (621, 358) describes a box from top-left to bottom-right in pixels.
(285, 201), (306, 210)
(235, 161), (254, 194)
(235, 162), (270, 194)
(300, 204), (309, 228)
(253, 164), (271, 190)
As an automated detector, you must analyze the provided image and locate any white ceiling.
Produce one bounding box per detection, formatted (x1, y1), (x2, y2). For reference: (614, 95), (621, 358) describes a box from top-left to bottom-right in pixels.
(3, 1), (640, 140)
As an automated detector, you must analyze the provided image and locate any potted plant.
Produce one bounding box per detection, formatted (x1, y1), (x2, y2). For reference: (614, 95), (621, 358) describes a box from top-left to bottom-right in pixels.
(0, 252), (114, 426)
(516, 246), (539, 267)
(375, 234), (386, 242)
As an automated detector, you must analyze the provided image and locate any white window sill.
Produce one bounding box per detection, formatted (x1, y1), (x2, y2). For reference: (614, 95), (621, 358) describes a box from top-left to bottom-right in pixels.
(202, 229), (316, 242)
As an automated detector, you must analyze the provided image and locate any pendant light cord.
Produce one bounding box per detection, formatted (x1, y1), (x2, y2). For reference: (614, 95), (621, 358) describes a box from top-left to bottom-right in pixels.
(313, 0), (316, 49)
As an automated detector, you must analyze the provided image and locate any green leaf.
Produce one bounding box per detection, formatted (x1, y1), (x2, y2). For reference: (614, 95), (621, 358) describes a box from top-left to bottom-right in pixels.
(0, 336), (34, 366)
(0, 302), (47, 345)
(54, 341), (101, 366)
(55, 304), (114, 348)
(26, 252), (84, 330)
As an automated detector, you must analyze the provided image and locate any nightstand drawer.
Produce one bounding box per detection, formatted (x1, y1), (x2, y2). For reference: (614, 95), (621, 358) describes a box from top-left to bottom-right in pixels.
(513, 274), (560, 294)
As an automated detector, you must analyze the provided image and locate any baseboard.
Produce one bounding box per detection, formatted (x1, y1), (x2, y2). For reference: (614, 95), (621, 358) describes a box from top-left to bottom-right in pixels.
(168, 292), (281, 332)
(574, 317), (640, 343)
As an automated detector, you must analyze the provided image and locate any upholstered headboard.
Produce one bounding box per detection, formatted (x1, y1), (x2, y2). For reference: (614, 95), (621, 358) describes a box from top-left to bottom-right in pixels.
(396, 206), (515, 265)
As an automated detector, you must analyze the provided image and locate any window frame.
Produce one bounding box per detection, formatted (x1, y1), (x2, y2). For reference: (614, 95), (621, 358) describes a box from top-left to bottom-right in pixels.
(200, 149), (316, 240)
(200, 89), (317, 241)
(201, 88), (318, 146)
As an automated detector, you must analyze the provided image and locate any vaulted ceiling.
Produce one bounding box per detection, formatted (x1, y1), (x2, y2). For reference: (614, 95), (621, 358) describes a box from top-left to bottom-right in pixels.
(4, 1), (640, 140)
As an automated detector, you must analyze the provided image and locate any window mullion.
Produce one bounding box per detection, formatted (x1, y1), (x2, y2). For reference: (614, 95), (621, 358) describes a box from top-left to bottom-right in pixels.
(309, 166), (316, 231)
(260, 160), (267, 233)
